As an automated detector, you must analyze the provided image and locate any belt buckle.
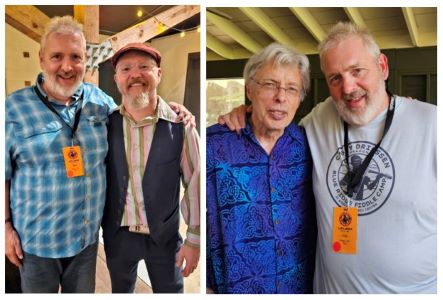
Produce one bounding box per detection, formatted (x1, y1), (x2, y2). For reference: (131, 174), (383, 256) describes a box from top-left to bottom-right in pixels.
(128, 225), (149, 235)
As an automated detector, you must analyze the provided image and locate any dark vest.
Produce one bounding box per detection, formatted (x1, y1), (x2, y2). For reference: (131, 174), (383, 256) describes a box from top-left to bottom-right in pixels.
(102, 111), (184, 245)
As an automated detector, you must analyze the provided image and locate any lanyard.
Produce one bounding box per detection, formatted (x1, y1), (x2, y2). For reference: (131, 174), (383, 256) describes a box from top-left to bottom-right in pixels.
(344, 94), (395, 200)
(34, 86), (83, 141)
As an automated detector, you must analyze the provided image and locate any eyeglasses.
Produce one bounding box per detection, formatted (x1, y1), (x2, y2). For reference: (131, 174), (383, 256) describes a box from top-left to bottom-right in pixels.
(116, 64), (157, 74)
(251, 79), (301, 98)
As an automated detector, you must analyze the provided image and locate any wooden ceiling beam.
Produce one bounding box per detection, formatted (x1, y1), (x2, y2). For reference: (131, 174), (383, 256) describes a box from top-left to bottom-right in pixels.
(207, 33), (235, 60)
(206, 33), (252, 60)
(85, 5), (200, 69)
(108, 5), (200, 51)
(86, 5), (200, 69)
(5, 5), (50, 43)
(290, 7), (326, 43)
(402, 7), (420, 46)
(207, 11), (262, 54)
(239, 7), (293, 46)
(344, 8), (367, 28)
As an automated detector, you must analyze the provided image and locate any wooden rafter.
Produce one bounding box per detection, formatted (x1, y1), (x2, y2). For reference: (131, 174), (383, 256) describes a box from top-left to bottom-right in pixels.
(86, 5), (200, 69)
(239, 7), (293, 47)
(207, 33), (235, 60)
(5, 5), (50, 43)
(207, 11), (262, 54)
(108, 5), (199, 51)
(344, 8), (367, 28)
(290, 7), (326, 43)
(402, 7), (419, 46)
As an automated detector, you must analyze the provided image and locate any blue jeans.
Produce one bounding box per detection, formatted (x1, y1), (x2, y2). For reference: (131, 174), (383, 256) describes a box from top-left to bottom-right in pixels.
(19, 242), (98, 293)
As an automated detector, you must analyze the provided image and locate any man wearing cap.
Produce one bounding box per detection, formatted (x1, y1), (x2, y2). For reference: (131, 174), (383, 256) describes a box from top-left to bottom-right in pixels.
(101, 43), (200, 293)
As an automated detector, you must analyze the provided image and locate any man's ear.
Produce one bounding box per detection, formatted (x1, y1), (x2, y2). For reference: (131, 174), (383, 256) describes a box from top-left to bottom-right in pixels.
(39, 50), (44, 69)
(245, 83), (252, 102)
(157, 67), (162, 83)
(378, 53), (389, 80)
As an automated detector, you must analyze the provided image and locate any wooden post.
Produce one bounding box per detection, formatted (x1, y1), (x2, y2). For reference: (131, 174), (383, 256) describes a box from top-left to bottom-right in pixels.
(74, 5), (99, 85)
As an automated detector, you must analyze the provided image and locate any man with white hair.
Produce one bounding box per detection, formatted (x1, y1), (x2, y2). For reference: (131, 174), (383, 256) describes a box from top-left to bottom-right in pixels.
(208, 43), (317, 294)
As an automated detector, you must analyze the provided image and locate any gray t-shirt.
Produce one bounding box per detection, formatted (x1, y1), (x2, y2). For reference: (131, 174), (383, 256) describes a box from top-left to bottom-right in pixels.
(300, 96), (436, 293)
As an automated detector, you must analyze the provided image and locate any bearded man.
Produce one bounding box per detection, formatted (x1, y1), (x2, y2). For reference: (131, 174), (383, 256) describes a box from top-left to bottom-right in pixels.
(5, 16), (116, 292)
(220, 22), (436, 294)
(101, 43), (200, 293)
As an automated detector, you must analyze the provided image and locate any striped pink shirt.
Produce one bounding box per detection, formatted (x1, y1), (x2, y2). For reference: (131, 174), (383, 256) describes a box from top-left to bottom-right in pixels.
(119, 97), (200, 247)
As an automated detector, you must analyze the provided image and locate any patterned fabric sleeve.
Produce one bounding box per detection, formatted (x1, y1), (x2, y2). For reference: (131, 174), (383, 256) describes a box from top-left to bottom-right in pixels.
(180, 124), (200, 247)
(206, 132), (217, 291)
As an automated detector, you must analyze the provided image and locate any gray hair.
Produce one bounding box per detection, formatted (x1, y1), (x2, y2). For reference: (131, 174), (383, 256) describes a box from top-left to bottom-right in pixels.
(40, 16), (86, 53)
(318, 22), (380, 71)
(243, 42), (310, 101)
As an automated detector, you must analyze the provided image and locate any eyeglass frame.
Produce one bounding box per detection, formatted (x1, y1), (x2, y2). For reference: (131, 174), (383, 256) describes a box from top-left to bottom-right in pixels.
(250, 78), (303, 99)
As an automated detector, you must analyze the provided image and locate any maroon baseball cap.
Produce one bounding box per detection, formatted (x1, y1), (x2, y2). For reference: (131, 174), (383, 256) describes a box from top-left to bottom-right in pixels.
(112, 43), (162, 68)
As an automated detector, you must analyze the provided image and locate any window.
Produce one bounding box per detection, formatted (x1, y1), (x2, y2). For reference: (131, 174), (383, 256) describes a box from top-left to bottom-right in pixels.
(206, 78), (245, 126)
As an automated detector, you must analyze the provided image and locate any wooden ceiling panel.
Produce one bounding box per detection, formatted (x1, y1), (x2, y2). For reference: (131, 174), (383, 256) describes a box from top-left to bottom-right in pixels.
(414, 11), (437, 32)
(361, 7), (401, 20)
(311, 7), (348, 25)
(207, 7), (436, 61)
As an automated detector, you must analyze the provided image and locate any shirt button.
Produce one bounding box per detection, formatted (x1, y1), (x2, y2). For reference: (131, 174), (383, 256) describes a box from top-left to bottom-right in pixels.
(85, 172), (90, 177)
(275, 219), (280, 225)
(271, 188), (276, 193)
(84, 219), (89, 225)
(85, 195), (90, 201)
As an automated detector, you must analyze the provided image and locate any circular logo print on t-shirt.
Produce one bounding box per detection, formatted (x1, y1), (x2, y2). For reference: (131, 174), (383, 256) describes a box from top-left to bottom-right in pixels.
(326, 141), (395, 216)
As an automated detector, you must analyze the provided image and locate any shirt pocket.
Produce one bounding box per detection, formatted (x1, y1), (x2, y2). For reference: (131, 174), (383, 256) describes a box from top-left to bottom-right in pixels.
(15, 121), (65, 164)
(77, 116), (109, 158)
(85, 116), (107, 126)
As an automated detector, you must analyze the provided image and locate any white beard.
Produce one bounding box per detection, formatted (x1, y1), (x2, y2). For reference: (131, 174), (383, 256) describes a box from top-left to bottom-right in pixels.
(43, 70), (84, 99)
(334, 80), (387, 126)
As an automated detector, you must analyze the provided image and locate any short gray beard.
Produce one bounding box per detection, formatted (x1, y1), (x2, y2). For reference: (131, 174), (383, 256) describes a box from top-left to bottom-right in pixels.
(334, 80), (387, 127)
(43, 70), (84, 100)
(126, 92), (150, 109)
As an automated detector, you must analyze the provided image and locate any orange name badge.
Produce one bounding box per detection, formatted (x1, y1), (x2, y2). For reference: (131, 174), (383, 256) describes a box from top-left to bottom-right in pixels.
(62, 146), (85, 178)
(332, 207), (358, 255)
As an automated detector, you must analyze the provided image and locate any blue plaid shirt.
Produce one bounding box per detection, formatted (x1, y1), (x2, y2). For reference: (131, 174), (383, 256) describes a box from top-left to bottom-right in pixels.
(5, 73), (117, 258)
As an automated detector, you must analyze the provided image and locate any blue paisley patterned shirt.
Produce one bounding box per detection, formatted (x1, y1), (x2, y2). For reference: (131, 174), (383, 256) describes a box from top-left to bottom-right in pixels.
(206, 120), (317, 294)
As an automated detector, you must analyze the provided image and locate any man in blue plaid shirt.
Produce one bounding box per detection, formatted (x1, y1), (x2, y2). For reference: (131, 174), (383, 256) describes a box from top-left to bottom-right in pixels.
(5, 16), (116, 293)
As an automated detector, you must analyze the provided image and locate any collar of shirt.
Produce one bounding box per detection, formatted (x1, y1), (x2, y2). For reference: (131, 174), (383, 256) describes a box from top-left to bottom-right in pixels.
(118, 96), (181, 127)
(36, 72), (83, 106)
